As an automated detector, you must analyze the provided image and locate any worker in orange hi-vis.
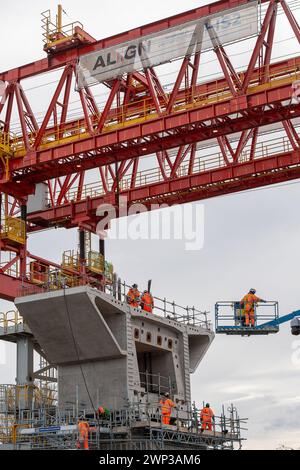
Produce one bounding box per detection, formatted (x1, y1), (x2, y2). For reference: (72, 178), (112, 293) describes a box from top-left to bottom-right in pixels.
(141, 290), (154, 313)
(160, 393), (176, 425)
(200, 403), (215, 432)
(126, 284), (140, 308)
(241, 289), (267, 327)
(77, 419), (90, 450)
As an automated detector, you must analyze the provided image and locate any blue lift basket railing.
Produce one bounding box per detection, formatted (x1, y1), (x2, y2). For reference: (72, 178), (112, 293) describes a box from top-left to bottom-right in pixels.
(215, 302), (300, 336)
(215, 301), (280, 336)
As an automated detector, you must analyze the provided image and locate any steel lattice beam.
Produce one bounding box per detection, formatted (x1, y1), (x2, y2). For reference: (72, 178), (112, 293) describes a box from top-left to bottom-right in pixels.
(0, 0), (299, 196)
(0, 0), (299, 295)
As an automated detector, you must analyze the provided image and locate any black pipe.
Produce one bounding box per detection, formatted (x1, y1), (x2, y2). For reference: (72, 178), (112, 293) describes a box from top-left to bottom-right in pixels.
(99, 238), (105, 261)
(21, 204), (27, 222)
(117, 278), (122, 301)
(79, 230), (85, 261)
(21, 204), (27, 242)
(112, 273), (117, 298)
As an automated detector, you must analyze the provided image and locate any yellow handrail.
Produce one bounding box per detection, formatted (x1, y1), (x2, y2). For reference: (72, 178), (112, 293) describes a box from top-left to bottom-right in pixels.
(62, 133), (295, 203)
(0, 216), (26, 245)
(0, 310), (23, 333)
(41, 6), (83, 49)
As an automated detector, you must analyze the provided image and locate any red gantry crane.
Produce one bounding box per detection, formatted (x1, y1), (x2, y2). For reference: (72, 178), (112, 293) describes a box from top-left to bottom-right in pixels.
(0, 0), (300, 303)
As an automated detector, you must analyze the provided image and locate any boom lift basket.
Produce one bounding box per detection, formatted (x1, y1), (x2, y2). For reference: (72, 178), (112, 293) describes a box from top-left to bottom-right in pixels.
(215, 301), (280, 336)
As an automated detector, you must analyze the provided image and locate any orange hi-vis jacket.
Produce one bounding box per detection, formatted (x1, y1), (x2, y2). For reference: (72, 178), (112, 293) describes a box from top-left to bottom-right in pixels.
(78, 421), (89, 437)
(160, 398), (175, 416)
(78, 421), (90, 449)
(241, 293), (262, 312)
(141, 292), (154, 313)
(127, 288), (140, 308)
(200, 407), (214, 423)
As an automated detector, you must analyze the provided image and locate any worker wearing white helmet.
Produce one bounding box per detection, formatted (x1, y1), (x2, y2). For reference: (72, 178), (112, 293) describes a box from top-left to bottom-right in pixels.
(240, 289), (267, 327)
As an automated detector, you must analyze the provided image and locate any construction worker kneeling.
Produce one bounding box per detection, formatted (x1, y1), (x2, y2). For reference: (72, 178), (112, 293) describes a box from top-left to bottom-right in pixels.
(160, 393), (176, 425)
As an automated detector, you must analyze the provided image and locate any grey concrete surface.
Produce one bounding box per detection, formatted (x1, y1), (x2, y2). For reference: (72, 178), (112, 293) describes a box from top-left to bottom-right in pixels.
(16, 287), (214, 412)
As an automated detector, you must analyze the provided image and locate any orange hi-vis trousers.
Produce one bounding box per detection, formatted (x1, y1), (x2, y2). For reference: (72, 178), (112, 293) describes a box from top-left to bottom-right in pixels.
(78, 422), (89, 450)
(162, 414), (171, 425)
(241, 293), (261, 327)
(201, 420), (213, 431)
(244, 307), (255, 327)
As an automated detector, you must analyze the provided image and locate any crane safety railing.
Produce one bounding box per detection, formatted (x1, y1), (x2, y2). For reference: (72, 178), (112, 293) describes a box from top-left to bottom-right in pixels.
(41, 8), (84, 49)
(9, 59), (300, 158)
(63, 132), (299, 205)
(0, 310), (24, 335)
(43, 60), (300, 147)
(16, 254), (114, 297)
(17, 271), (86, 298)
(62, 249), (113, 280)
(0, 260), (20, 278)
(105, 280), (211, 330)
(0, 131), (18, 156)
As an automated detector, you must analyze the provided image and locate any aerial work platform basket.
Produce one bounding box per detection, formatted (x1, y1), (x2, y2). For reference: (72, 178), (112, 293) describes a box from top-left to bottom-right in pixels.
(215, 301), (280, 336)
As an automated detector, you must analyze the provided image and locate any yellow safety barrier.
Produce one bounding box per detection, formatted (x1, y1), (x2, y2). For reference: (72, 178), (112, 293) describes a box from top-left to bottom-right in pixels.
(0, 132), (18, 180)
(105, 262), (114, 284)
(34, 386), (56, 408)
(62, 250), (80, 271)
(87, 251), (105, 274)
(62, 249), (114, 284)
(0, 216), (26, 245)
(50, 270), (81, 289)
(29, 261), (50, 285)
(0, 418), (15, 445)
(0, 310), (23, 334)
(41, 6), (83, 50)
(0, 384), (56, 411)
(0, 132), (12, 156)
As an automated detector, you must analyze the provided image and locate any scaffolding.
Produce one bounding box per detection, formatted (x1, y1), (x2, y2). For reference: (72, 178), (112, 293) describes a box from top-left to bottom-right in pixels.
(0, 393), (246, 450)
(35, 356), (57, 410)
(0, 307), (243, 451)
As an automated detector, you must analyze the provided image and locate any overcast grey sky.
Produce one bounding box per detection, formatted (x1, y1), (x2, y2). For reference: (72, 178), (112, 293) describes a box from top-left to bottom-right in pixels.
(0, 0), (300, 450)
